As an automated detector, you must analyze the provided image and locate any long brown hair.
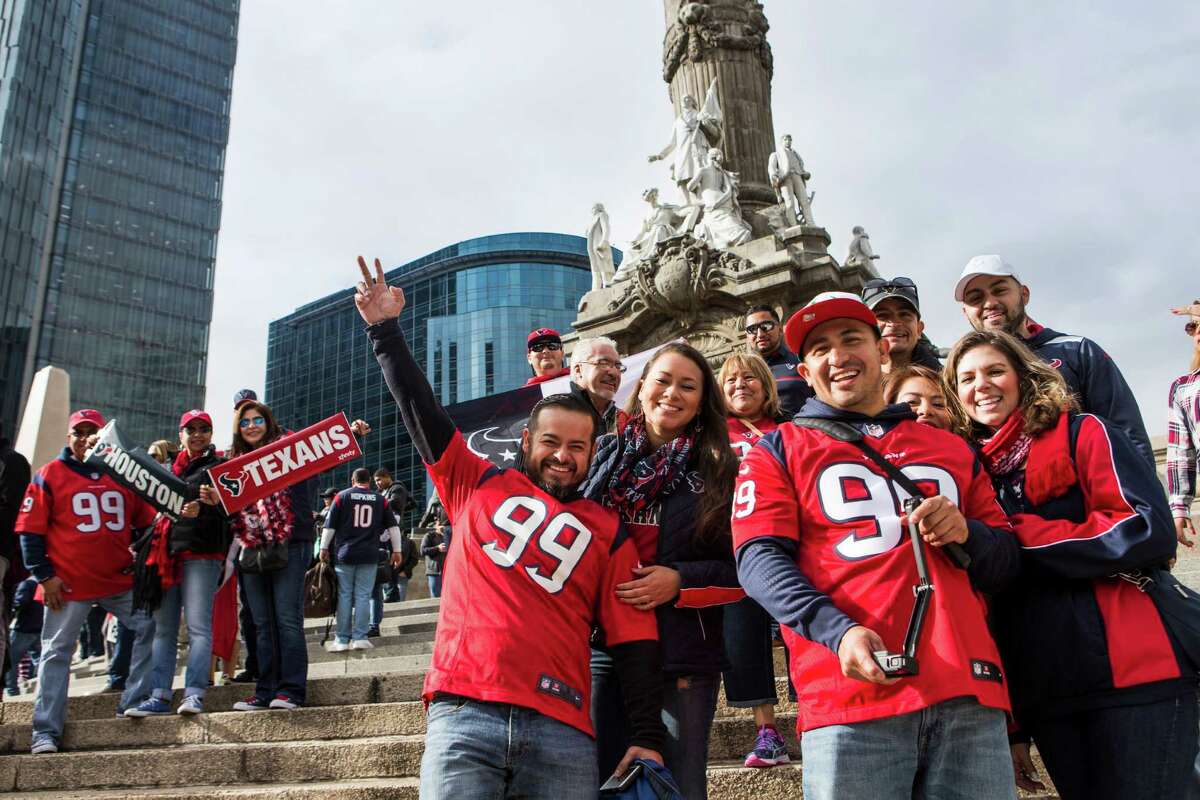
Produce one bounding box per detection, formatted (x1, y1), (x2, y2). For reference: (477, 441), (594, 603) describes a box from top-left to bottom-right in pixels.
(623, 342), (737, 541)
(944, 330), (1078, 440)
(883, 364), (971, 434)
(230, 401), (284, 457)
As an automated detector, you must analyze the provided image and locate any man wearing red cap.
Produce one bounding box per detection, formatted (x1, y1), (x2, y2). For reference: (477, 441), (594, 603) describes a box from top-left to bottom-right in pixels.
(15, 409), (159, 753)
(730, 293), (1021, 799)
(525, 328), (569, 386)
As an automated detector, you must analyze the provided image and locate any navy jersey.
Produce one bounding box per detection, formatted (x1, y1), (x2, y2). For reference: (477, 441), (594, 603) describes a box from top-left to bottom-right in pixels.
(324, 488), (396, 564)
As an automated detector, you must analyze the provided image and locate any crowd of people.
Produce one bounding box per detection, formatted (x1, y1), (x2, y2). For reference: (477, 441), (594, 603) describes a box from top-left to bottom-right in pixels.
(0, 251), (1195, 800)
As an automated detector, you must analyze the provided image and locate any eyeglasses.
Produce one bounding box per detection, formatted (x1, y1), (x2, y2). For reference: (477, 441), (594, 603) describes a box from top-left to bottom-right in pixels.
(184, 426), (212, 435)
(1187, 321), (1199, 336)
(582, 359), (626, 373)
(862, 277), (919, 307)
(238, 416), (266, 428)
(529, 342), (562, 353)
(744, 320), (778, 336)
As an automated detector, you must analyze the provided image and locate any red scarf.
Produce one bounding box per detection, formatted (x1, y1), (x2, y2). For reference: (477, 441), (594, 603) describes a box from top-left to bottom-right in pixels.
(979, 411), (1032, 476)
(980, 410), (1077, 505)
(145, 449), (199, 589)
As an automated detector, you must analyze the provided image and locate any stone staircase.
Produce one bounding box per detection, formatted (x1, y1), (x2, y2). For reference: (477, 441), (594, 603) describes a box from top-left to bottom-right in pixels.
(0, 596), (1059, 798)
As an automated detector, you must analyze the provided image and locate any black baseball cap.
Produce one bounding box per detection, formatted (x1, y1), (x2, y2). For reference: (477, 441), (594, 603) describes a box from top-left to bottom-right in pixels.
(320, 487), (337, 498)
(862, 277), (920, 315)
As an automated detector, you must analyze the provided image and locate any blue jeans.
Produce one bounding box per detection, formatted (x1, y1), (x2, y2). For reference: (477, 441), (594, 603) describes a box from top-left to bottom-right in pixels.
(240, 540), (309, 705)
(6, 630), (40, 692)
(420, 695), (597, 799)
(334, 562), (376, 643)
(149, 558), (222, 700)
(591, 648), (720, 800)
(801, 696), (1014, 800)
(33, 591), (155, 740)
(1029, 691), (1198, 800)
(428, 573), (443, 598)
(107, 621), (133, 687)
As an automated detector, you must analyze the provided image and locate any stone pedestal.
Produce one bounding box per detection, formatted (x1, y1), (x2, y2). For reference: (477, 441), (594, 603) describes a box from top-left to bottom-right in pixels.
(15, 365), (71, 470)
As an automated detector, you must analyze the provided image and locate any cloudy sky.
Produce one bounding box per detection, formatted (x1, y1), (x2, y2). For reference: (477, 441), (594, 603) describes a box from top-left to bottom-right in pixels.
(206, 1), (1200, 438)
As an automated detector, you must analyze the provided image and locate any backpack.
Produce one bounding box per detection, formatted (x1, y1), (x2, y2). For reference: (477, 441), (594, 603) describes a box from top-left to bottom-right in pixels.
(304, 560), (337, 619)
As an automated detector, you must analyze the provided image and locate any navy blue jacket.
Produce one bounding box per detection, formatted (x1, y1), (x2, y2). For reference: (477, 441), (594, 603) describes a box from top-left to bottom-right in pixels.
(11, 576), (43, 634)
(582, 434), (738, 676)
(987, 412), (1189, 729)
(1025, 326), (1154, 469)
(764, 345), (813, 418)
(324, 487), (396, 565)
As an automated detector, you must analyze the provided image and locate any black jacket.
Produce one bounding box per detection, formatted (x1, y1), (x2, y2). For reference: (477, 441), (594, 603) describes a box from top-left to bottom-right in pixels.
(11, 576), (43, 633)
(167, 447), (230, 556)
(0, 437), (32, 591)
(582, 434), (738, 676)
(421, 528), (449, 575)
(382, 481), (414, 518)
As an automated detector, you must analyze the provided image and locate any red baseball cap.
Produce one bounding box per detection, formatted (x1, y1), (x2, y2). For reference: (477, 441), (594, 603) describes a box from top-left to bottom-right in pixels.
(784, 292), (880, 355)
(527, 328), (561, 349)
(179, 409), (213, 430)
(68, 409), (106, 430)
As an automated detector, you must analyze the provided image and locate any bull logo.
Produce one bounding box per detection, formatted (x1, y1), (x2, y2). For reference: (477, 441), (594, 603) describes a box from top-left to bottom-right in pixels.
(218, 470), (247, 498)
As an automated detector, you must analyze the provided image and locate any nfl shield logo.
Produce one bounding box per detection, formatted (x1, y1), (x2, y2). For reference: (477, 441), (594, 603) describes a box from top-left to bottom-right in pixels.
(864, 423), (885, 438)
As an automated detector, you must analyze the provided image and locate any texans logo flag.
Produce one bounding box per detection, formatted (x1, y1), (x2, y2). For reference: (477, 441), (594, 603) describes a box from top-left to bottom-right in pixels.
(207, 412), (362, 514)
(84, 420), (192, 519)
(444, 342), (670, 468)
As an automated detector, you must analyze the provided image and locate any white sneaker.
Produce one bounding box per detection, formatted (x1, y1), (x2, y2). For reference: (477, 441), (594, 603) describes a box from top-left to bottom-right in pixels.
(350, 639), (374, 651)
(327, 641), (350, 653)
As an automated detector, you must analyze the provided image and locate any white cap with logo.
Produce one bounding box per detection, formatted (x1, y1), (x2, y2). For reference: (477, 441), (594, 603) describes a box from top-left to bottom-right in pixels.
(954, 255), (1020, 302)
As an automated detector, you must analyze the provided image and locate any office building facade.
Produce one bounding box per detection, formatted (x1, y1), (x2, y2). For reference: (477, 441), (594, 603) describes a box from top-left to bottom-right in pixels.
(0, 0), (239, 444)
(265, 233), (599, 520)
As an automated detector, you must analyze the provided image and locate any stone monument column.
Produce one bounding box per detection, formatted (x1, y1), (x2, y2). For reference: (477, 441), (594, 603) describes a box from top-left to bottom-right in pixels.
(662, 0), (777, 211)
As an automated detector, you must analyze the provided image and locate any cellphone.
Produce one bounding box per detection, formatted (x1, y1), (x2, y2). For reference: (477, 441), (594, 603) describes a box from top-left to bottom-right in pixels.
(599, 762), (643, 792)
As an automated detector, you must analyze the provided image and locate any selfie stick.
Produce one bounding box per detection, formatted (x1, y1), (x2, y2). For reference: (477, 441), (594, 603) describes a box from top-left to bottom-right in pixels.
(872, 497), (935, 677)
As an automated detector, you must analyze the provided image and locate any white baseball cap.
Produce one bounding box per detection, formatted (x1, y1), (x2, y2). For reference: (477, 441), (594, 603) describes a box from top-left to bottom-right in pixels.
(954, 255), (1020, 301)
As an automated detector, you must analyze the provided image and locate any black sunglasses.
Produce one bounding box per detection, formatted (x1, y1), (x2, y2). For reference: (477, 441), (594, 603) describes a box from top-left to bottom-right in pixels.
(862, 277), (919, 305)
(744, 320), (778, 336)
(529, 342), (562, 353)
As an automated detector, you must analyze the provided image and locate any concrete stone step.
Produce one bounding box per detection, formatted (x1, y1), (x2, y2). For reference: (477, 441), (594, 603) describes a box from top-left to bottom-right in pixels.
(308, 639), (435, 663)
(301, 599), (440, 632)
(0, 734), (425, 793)
(305, 612), (439, 642)
(16, 777), (419, 800)
(0, 700), (424, 754)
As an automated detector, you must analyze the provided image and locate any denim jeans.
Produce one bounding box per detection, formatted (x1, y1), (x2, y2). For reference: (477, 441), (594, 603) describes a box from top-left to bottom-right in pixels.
(801, 696), (1014, 800)
(420, 695), (597, 799)
(107, 621), (133, 687)
(591, 648), (720, 800)
(334, 562), (376, 643)
(393, 575), (409, 601)
(722, 595), (777, 707)
(240, 540), (309, 705)
(428, 573), (443, 598)
(1029, 691), (1198, 800)
(6, 630), (40, 692)
(149, 558), (222, 700)
(371, 581), (384, 627)
(33, 591), (155, 740)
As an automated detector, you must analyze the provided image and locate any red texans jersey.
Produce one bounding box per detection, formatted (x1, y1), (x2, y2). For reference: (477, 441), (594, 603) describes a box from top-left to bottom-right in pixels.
(423, 431), (657, 735)
(727, 416), (778, 461)
(732, 419), (1013, 731)
(16, 453), (157, 602)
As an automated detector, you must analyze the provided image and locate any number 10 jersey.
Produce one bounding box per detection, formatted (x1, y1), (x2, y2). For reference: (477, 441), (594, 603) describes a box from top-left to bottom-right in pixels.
(422, 431), (657, 736)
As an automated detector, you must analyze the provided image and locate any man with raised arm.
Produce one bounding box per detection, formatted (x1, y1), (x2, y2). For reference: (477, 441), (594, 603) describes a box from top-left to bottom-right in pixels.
(353, 257), (664, 798)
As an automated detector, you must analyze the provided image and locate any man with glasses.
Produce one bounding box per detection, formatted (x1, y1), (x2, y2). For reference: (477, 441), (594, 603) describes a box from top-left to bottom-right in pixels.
(525, 328), (570, 386)
(745, 305), (813, 417)
(15, 409), (158, 753)
(861, 277), (942, 372)
(569, 337), (626, 434)
(955, 254), (1154, 468)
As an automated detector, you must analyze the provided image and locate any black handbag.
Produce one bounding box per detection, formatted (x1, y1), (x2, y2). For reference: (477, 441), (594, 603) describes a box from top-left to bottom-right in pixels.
(238, 541), (289, 574)
(375, 547), (393, 586)
(1118, 568), (1200, 674)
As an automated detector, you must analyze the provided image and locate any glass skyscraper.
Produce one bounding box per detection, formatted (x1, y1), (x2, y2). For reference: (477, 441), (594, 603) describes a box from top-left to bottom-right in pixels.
(0, 0), (239, 444)
(265, 232), (602, 521)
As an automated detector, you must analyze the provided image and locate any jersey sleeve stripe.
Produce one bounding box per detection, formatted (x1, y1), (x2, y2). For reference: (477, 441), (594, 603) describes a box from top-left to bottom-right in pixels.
(675, 586), (746, 608)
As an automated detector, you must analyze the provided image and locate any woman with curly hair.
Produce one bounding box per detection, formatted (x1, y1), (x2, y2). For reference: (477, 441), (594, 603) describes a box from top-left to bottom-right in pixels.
(946, 330), (1193, 799)
(583, 341), (739, 800)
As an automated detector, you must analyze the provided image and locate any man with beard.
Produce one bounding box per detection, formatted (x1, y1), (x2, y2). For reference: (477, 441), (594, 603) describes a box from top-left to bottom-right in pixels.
(860, 277), (941, 372)
(955, 255), (1153, 467)
(732, 292), (1021, 799)
(569, 336), (625, 434)
(352, 257), (664, 798)
(525, 328), (569, 386)
(745, 305), (813, 416)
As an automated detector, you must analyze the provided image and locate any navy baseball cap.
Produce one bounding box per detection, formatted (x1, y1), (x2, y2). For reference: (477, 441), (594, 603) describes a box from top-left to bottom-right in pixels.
(233, 389), (257, 409)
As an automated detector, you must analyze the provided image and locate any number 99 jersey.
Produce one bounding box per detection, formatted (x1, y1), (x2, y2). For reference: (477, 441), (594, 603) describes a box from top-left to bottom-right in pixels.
(732, 419), (1014, 730)
(15, 452), (157, 602)
(422, 431), (657, 736)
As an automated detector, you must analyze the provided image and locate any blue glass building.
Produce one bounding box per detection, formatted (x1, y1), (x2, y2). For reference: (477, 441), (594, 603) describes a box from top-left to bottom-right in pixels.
(265, 233), (610, 519)
(0, 1), (239, 444)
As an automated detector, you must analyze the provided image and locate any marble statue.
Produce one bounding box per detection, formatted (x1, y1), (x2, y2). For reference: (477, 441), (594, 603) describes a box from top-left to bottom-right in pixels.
(767, 134), (814, 226)
(648, 78), (722, 206)
(585, 203), (615, 290)
(845, 226), (880, 268)
(613, 188), (686, 281)
(687, 148), (752, 250)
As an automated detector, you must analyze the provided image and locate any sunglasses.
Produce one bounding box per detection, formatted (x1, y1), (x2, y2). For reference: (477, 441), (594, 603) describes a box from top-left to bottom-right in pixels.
(744, 320), (778, 336)
(862, 277), (919, 306)
(529, 342), (562, 353)
(1187, 321), (1199, 336)
(239, 416), (266, 428)
(184, 426), (212, 435)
